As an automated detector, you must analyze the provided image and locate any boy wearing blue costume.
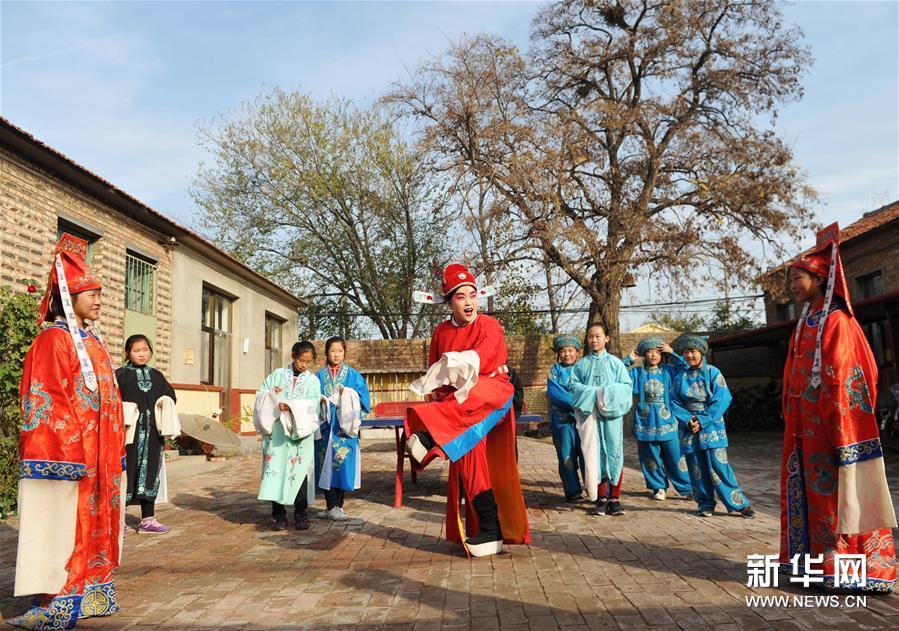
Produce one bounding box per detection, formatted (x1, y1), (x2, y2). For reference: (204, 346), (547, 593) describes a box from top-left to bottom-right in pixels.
(623, 337), (692, 501)
(668, 334), (754, 519)
(546, 334), (586, 502)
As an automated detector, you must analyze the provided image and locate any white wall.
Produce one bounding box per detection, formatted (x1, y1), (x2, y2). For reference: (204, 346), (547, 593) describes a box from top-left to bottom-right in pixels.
(169, 246), (299, 390)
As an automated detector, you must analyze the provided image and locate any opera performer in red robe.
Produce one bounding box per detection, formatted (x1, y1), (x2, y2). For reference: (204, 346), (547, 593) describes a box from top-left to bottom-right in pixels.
(404, 263), (529, 557)
(10, 234), (126, 630)
(780, 223), (897, 592)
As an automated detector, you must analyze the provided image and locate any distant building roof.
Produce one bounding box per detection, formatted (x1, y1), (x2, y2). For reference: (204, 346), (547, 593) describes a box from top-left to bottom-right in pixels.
(770, 200), (899, 274)
(630, 323), (674, 334)
(0, 116), (305, 309)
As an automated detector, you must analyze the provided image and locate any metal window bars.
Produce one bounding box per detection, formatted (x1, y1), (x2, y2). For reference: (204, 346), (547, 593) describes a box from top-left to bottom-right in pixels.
(125, 253), (157, 315)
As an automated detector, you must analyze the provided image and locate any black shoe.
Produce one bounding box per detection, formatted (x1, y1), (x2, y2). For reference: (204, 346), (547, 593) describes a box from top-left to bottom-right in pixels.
(565, 493), (586, 504)
(465, 490), (503, 557)
(589, 497), (608, 516)
(606, 500), (625, 516)
(272, 515), (287, 531)
(295, 513), (310, 530)
(740, 506), (755, 519)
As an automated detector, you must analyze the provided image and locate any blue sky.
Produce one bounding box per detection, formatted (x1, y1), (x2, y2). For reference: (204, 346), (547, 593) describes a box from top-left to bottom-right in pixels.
(2, 1), (897, 327)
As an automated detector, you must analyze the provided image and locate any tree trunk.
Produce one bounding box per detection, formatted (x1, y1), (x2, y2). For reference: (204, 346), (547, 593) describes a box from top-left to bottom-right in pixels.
(543, 254), (559, 334)
(588, 282), (623, 357)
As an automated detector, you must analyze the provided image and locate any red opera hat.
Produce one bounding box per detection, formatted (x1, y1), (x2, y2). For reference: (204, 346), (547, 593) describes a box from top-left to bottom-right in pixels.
(441, 263), (477, 297)
(38, 233), (102, 323)
(789, 222), (852, 314)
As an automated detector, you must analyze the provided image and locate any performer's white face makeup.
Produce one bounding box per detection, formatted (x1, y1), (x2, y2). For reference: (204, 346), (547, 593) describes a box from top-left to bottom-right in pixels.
(293, 350), (314, 372)
(449, 286), (478, 324)
(72, 289), (102, 325)
(327, 343), (345, 367)
(558, 346), (578, 366)
(789, 267), (825, 305)
(128, 340), (152, 367)
(683, 348), (703, 368)
(644, 348), (662, 367)
(586, 324), (607, 353)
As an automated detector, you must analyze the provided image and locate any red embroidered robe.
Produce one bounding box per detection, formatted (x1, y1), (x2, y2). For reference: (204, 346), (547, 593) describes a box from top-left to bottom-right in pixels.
(17, 324), (125, 611)
(780, 306), (897, 592)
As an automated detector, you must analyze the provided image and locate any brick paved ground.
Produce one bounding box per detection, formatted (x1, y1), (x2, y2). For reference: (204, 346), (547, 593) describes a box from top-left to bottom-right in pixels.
(2, 431), (899, 630)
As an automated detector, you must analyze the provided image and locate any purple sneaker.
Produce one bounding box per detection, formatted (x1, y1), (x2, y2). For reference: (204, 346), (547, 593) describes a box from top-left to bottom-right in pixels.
(138, 517), (171, 534)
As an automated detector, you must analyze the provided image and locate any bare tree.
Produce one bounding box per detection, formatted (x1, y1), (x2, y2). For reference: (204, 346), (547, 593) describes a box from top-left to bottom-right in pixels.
(192, 89), (451, 339)
(387, 0), (816, 351)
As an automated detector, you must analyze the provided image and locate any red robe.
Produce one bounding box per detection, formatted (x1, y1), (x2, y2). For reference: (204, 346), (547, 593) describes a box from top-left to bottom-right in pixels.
(780, 305), (897, 592)
(18, 323), (125, 613)
(405, 315), (530, 550)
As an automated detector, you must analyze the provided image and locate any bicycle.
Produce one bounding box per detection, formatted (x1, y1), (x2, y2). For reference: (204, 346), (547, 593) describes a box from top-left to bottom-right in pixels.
(725, 382), (784, 433)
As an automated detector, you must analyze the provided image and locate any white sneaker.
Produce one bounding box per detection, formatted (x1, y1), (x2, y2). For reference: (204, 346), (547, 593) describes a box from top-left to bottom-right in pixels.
(329, 507), (350, 522)
(652, 489), (666, 501)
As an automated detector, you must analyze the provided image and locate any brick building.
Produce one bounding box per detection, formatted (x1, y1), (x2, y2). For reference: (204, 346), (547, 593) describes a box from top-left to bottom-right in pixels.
(0, 117), (305, 427)
(712, 201), (899, 409)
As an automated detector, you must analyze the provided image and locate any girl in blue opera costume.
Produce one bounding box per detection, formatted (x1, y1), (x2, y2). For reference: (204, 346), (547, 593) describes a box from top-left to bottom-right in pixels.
(668, 334), (754, 519)
(568, 322), (633, 517)
(623, 337), (692, 502)
(546, 334), (586, 502)
(315, 336), (370, 521)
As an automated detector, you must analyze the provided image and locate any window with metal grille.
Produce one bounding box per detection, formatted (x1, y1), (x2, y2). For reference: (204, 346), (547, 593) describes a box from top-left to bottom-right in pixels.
(125, 253), (157, 315)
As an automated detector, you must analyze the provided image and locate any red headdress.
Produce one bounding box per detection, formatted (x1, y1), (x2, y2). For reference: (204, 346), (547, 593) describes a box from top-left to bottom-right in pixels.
(38, 233), (102, 323)
(789, 222), (853, 316)
(412, 262), (497, 305)
(789, 223), (851, 388)
(37, 233), (104, 392)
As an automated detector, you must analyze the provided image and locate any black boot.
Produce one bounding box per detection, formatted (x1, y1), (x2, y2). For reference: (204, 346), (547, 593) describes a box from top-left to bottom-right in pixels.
(465, 489), (503, 557)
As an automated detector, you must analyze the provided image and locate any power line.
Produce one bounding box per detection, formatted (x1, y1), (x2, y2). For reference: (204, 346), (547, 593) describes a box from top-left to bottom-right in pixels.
(304, 294), (764, 319)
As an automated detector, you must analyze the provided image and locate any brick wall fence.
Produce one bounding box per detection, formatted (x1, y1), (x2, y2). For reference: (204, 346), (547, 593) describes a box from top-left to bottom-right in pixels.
(313, 331), (680, 418)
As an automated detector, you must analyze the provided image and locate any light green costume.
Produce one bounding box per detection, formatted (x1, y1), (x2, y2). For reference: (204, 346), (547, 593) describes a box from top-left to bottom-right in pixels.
(569, 350), (633, 493)
(256, 367), (320, 505)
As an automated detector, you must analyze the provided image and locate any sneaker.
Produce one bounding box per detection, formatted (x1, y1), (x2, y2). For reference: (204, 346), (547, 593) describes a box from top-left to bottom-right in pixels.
(652, 489), (666, 501)
(588, 499), (607, 516)
(740, 506), (755, 519)
(272, 515), (287, 531)
(295, 513), (311, 530)
(606, 500), (625, 516)
(329, 507), (350, 522)
(694, 509), (713, 517)
(138, 517), (171, 534)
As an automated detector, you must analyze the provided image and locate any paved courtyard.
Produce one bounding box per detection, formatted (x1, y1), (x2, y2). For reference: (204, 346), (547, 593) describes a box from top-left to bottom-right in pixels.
(2, 430), (899, 630)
